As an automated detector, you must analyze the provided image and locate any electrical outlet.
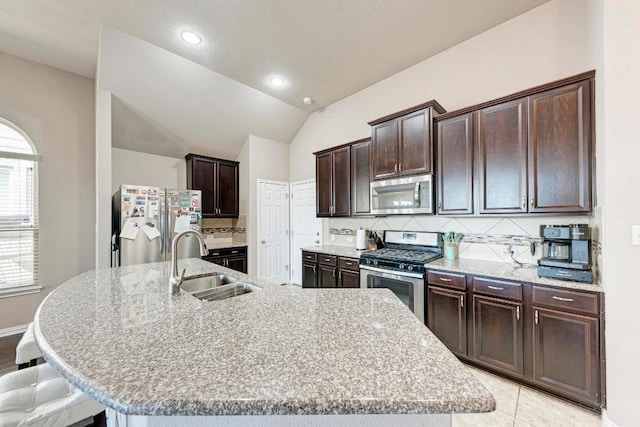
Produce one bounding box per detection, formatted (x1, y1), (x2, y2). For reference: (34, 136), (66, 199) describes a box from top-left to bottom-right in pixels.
(502, 245), (512, 255)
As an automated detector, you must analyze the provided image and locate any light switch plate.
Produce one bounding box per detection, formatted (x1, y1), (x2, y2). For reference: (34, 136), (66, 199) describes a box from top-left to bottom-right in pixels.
(632, 225), (640, 245)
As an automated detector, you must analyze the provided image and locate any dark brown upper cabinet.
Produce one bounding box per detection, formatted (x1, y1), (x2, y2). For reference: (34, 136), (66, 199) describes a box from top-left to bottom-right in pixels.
(477, 98), (528, 214)
(528, 80), (592, 213)
(369, 101), (446, 181)
(435, 70), (595, 216)
(436, 113), (474, 215)
(350, 138), (371, 216)
(185, 154), (239, 218)
(315, 146), (351, 217)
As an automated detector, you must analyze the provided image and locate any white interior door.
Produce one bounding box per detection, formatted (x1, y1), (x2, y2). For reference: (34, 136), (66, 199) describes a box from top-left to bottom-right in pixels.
(290, 180), (322, 285)
(257, 180), (290, 284)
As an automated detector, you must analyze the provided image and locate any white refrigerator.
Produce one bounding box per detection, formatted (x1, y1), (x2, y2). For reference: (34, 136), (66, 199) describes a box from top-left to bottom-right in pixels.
(111, 184), (202, 267)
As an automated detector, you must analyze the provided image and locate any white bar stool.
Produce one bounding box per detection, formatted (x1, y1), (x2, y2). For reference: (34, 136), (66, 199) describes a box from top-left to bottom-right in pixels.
(0, 363), (106, 427)
(15, 323), (41, 370)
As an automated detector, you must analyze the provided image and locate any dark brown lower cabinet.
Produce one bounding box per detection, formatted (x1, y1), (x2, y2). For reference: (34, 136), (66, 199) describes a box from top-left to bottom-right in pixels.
(302, 262), (317, 288)
(473, 295), (524, 376)
(339, 270), (360, 288)
(318, 265), (337, 288)
(202, 247), (247, 274)
(533, 307), (600, 406)
(427, 286), (467, 356)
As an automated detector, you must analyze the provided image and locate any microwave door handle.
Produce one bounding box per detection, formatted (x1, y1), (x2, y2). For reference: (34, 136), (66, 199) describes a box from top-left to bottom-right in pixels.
(414, 182), (421, 207)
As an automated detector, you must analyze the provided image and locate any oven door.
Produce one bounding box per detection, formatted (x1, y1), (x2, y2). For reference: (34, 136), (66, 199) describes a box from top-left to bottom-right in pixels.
(360, 265), (425, 323)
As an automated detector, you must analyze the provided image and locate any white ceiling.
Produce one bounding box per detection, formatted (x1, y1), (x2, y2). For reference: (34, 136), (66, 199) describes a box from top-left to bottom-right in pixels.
(0, 0), (549, 112)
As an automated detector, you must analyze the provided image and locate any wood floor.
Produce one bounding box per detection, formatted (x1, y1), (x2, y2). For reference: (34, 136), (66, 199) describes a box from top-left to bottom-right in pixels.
(0, 333), (20, 375)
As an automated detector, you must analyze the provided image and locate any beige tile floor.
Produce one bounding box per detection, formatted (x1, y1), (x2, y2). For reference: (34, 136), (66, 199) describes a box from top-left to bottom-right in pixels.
(454, 364), (602, 427)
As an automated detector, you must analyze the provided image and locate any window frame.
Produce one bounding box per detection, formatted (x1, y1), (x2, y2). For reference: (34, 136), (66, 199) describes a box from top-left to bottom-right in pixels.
(0, 117), (42, 298)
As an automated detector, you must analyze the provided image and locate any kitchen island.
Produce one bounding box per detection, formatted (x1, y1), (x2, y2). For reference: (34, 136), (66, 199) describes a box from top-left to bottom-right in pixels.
(34, 258), (494, 426)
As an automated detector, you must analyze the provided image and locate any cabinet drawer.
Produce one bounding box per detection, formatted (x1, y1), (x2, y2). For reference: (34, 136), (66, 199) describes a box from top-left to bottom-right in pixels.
(208, 246), (247, 257)
(427, 271), (466, 290)
(318, 255), (337, 266)
(338, 257), (359, 271)
(302, 251), (317, 263)
(472, 277), (522, 301)
(532, 286), (599, 315)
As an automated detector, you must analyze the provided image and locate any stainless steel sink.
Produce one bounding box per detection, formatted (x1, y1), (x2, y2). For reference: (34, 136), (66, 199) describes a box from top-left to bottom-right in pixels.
(181, 273), (235, 293)
(191, 283), (258, 302)
(181, 273), (259, 301)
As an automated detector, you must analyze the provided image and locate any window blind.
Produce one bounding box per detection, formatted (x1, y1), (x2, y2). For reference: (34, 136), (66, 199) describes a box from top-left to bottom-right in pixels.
(0, 121), (38, 290)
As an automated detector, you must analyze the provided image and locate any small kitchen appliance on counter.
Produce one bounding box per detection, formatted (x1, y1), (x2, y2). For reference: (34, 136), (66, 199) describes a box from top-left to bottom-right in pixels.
(359, 230), (442, 323)
(537, 224), (593, 283)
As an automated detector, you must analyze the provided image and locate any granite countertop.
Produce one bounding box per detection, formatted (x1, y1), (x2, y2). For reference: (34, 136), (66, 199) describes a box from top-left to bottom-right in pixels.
(427, 258), (604, 293)
(34, 258), (494, 416)
(204, 241), (248, 251)
(301, 245), (365, 259)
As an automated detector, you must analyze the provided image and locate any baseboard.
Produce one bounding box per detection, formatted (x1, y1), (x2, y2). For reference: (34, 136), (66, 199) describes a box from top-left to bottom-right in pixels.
(602, 410), (619, 427)
(0, 324), (29, 338)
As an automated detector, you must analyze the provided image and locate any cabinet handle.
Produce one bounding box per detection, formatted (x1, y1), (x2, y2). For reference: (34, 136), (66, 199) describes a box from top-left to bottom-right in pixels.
(521, 195), (526, 209)
(346, 262), (352, 266)
(313, 265), (317, 273)
(394, 164), (398, 172)
(324, 258), (331, 262)
(339, 271), (342, 280)
(552, 296), (574, 302)
(516, 306), (520, 321)
(438, 201), (442, 209)
(487, 285), (504, 291)
(460, 295), (464, 308)
(212, 252), (220, 256)
(439, 277), (452, 282)
(332, 269), (336, 278)
(530, 195), (534, 207)
(535, 309), (539, 325)
(399, 163), (402, 172)
(231, 250), (238, 254)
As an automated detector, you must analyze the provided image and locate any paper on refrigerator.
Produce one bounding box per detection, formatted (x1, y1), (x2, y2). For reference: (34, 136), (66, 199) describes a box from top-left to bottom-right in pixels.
(120, 221), (139, 240)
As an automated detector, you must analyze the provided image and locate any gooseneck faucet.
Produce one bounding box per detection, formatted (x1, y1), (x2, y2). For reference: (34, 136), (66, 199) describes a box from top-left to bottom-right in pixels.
(169, 229), (209, 294)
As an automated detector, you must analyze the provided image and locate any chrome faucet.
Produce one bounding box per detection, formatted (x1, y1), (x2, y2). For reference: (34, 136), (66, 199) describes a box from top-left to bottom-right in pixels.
(169, 229), (209, 294)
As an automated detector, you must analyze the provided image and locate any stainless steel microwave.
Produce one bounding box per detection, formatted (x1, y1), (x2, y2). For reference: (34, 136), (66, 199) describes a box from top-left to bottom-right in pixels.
(370, 174), (433, 215)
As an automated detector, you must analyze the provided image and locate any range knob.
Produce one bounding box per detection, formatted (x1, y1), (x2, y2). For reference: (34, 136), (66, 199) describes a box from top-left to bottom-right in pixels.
(399, 263), (405, 270)
(373, 260), (378, 266)
(366, 259), (371, 265)
(407, 265), (414, 271)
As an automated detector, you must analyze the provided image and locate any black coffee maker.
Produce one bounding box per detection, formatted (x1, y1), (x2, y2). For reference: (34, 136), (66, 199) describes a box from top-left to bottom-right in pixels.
(537, 224), (593, 283)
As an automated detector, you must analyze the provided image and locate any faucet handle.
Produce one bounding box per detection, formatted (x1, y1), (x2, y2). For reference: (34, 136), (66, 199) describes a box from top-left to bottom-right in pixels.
(178, 268), (186, 287)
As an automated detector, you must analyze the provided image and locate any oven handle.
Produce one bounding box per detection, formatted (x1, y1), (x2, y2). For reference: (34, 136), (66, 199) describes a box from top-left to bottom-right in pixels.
(360, 265), (424, 279)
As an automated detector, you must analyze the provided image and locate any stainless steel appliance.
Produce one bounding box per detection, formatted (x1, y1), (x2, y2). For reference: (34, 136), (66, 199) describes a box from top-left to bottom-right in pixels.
(537, 224), (593, 283)
(370, 175), (433, 215)
(112, 184), (202, 267)
(360, 231), (442, 323)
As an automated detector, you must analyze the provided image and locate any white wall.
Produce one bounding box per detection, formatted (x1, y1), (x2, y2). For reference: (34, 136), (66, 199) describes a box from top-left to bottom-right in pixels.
(111, 148), (186, 193)
(289, 0), (593, 181)
(598, 1), (640, 425)
(0, 51), (95, 329)
(236, 135), (289, 276)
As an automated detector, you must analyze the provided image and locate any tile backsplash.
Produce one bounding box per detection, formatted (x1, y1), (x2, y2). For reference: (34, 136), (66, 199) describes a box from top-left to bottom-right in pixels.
(202, 215), (247, 245)
(325, 215), (600, 279)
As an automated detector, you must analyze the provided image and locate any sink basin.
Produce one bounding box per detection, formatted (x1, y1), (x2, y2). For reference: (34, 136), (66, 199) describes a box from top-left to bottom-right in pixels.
(181, 273), (235, 293)
(191, 283), (258, 302)
(180, 273), (259, 301)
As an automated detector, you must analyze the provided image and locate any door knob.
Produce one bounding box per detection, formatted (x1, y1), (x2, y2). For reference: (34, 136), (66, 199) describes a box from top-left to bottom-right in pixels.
(261, 240), (266, 244)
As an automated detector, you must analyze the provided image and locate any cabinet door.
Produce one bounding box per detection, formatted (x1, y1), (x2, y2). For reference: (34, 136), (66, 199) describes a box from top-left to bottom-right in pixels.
(427, 286), (467, 356)
(316, 153), (333, 217)
(528, 81), (592, 213)
(399, 109), (431, 176)
(473, 295), (524, 376)
(339, 270), (360, 288)
(191, 157), (216, 217)
(437, 113), (474, 214)
(302, 262), (317, 288)
(371, 120), (398, 180)
(351, 139), (371, 215)
(217, 161), (239, 217)
(318, 265), (337, 288)
(226, 256), (247, 274)
(533, 307), (599, 405)
(477, 99), (528, 214)
(332, 147), (351, 217)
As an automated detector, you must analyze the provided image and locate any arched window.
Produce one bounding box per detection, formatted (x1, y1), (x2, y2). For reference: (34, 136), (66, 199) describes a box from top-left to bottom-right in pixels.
(0, 118), (40, 296)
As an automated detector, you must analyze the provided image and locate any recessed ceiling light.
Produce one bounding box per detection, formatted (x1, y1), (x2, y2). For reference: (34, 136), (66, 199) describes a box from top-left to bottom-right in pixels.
(180, 31), (202, 45)
(303, 97), (313, 105)
(269, 77), (285, 87)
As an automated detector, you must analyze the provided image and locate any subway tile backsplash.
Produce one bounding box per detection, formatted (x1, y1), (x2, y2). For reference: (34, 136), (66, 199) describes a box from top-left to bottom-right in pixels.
(325, 215), (599, 269)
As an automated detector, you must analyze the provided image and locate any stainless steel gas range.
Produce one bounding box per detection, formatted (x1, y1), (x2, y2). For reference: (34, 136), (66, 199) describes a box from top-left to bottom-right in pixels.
(359, 230), (442, 323)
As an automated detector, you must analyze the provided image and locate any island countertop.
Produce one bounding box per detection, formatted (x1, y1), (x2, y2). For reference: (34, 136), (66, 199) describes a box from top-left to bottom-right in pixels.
(34, 258), (494, 417)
